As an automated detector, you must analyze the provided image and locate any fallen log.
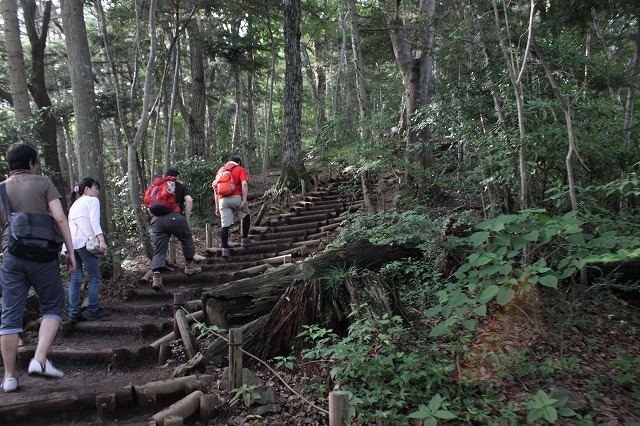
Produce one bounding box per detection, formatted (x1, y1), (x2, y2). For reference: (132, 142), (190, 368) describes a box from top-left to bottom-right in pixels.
(151, 390), (204, 426)
(134, 375), (214, 401)
(202, 240), (421, 329)
(202, 270), (401, 365)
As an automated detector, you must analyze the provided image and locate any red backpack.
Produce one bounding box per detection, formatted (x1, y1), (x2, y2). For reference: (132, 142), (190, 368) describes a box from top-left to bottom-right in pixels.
(213, 165), (238, 197)
(144, 176), (178, 216)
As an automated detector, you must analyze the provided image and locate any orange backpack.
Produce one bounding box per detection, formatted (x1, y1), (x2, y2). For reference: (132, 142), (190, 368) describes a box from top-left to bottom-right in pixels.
(213, 165), (238, 197)
(144, 176), (177, 216)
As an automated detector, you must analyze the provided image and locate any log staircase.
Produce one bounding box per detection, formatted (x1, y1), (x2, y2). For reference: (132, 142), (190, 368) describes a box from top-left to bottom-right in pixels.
(0, 175), (363, 425)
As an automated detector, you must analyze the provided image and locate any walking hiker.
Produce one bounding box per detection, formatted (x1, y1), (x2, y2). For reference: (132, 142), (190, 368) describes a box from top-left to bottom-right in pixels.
(212, 156), (254, 258)
(66, 178), (109, 323)
(144, 168), (201, 290)
(0, 143), (76, 392)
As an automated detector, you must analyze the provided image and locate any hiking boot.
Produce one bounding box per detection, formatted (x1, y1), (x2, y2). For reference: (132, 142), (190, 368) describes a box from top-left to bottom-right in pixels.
(28, 358), (64, 378)
(69, 313), (86, 324)
(221, 248), (230, 258)
(2, 377), (18, 393)
(152, 272), (163, 290)
(241, 238), (255, 247)
(185, 263), (202, 275)
(86, 308), (110, 321)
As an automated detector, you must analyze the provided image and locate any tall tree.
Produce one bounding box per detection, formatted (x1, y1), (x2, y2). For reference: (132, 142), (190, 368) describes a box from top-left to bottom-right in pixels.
(278, 0), (311, 190)
(381, 0), (436, 186)
(184, 18), (206, 157)
(4, 0), (67, 204)
(60, 0), (106, 215)
(1, 0), (32, 118)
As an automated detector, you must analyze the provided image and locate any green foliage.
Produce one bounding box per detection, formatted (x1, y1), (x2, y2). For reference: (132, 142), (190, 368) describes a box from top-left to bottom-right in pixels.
(608, 349), (640, 395)
(427, 210), (640, 337)
(173, 156), (224, 216)
(525, 390), (577, 424)
(330, 209), (443, 249)
(301, 312), (456, 425)
(408, 393), (458, 425)
(229, 384), (261, 408)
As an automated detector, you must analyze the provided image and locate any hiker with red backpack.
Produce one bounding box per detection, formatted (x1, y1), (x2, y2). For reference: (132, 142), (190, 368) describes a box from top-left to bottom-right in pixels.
(143, 168), (201, 290)
(212, 156), (254, 258)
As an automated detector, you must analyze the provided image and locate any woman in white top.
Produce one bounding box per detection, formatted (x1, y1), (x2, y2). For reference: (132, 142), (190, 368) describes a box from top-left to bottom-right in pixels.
(67, 178), (109, 322)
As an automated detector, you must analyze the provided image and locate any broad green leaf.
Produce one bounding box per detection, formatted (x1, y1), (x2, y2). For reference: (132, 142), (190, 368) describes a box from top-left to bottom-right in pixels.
(469, 231), (490, 246)
(428, 394), (443, 412)
(499, 263), (513, 274)
(523, 230), (539, 241)
(496, 287), (515, 306)
(473, 305), (487, 316)
(512, 238), (527, 250)
(434, 410), (457, 419)
(462, 319), (477, 330)
(429, 323), (450, 337)
(477, 285), (500, 304)
(425, 306), (442, 317)
(542, 406), (558, 423)
(539, 275), (558, 288)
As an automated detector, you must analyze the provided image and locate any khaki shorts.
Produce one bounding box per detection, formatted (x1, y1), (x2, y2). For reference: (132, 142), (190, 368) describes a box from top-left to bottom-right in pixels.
(219, 195), (250, 228)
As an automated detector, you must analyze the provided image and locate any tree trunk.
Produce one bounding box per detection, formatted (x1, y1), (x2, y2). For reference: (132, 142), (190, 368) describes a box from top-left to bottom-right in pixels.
(187, 19), (206, 157)
(202, 240), (421, 365)
(279, 0), (311, 190)
(383, 0), (436, 187)
(20, 0), (67, 206)
(261, 15), (277, 182)
(60, 0), (106, 219)
(231, 70), (244, 152)
(346, 0), (369, 139)
(1, 0), (32, 118)
(491, 0), (535, 211)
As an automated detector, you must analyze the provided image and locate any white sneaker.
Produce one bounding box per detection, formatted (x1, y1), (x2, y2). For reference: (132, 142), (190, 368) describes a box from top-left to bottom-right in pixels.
(184, 263), (202, 275)
(28, 358), (64, 378)
(2, 377), (18, 392)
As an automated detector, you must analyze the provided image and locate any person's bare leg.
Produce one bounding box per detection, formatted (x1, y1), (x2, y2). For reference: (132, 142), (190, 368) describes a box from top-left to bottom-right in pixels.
(1, 334), (20, 380)
(33, 317), (60, 364)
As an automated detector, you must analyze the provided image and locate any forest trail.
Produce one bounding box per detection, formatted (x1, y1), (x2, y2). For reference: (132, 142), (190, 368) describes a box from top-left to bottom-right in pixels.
(0, 174), (362, 425)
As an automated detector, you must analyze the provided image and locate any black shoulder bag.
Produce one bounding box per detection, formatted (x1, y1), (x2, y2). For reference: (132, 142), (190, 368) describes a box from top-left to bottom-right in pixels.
(0, 181), (63, 262)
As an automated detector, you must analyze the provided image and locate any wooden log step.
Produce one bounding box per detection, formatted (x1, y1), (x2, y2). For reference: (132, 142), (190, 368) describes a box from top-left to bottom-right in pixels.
(270, 221), (321, 232)
(294, 202), (347, 213)
(67, 319), (172, 338)
(232, 264), (275, 280)
(257, 229), (308, 240)
(275, 246), (308, 257)
(259, 254), (293, 266)
(280, 212), (335, 225)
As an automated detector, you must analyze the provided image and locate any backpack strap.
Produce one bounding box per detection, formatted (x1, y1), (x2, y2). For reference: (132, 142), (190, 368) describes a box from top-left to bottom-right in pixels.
(0, 182), (11, 224)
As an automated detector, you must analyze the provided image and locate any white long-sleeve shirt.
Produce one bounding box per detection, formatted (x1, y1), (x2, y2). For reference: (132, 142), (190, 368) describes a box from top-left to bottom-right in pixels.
(67, 195), (103, 249)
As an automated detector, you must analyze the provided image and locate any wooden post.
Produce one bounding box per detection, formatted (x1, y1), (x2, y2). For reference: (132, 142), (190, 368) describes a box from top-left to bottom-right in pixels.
(329, 391), (350, 426)
(175, 308), (197, 360)
(169, 236), (177, 264)
(228, 328), (243, 390)
(301, 178), (306, 197)
(205, 223), (212, 249)
(158, 341), (171, 365)
(199, 394), (218, 421)
(173, 293), (185, 336)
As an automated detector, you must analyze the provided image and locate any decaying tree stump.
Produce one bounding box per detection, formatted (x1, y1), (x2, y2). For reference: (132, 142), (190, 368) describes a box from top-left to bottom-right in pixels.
(201, 240), (421, 365)
(202, 240), (421, 329)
